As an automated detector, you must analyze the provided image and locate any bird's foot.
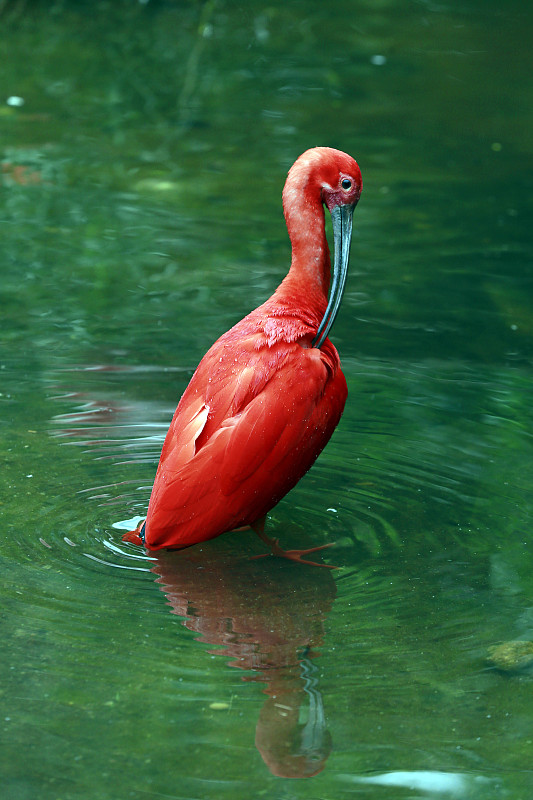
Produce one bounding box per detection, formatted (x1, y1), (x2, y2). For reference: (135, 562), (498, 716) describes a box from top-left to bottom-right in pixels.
(249, 518), (338, 568)
(251, 532), (338, 569)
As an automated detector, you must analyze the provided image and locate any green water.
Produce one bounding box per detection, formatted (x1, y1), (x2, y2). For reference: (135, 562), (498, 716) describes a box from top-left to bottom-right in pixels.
(1, 1), (533, 797)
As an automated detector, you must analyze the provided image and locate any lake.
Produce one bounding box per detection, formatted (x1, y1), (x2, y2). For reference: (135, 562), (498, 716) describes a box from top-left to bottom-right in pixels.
(1, 1), (532, 798)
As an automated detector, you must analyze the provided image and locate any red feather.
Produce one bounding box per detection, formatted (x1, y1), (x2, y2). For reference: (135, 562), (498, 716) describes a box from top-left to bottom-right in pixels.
(123, 147), (362, 556)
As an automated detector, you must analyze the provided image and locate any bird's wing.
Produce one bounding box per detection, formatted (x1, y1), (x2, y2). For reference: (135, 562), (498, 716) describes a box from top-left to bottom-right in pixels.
(144, 337), (346, 547)
(214, 353), (330, 494)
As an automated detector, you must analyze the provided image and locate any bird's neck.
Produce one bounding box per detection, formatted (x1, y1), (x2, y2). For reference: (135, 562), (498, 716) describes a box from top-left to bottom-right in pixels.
(277, 187), (331, 313)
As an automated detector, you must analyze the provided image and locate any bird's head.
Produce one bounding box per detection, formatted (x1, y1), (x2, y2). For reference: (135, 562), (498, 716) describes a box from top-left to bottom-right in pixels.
(316, 148), (363, 213)
(285, 147), (363, 348)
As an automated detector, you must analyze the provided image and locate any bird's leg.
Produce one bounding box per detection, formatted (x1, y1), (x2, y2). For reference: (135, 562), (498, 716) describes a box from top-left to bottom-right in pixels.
(250, 518), (338, 569)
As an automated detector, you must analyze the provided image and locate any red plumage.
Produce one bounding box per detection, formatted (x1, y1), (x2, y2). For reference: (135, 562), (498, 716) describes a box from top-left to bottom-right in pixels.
(123, 147), (362, 556)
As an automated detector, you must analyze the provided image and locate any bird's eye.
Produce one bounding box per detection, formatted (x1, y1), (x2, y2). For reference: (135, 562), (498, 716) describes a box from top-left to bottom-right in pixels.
(341, 178), (352, 190)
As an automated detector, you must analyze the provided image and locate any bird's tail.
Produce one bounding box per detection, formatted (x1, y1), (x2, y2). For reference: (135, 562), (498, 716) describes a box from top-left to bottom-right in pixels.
(122, 519), (146, 547)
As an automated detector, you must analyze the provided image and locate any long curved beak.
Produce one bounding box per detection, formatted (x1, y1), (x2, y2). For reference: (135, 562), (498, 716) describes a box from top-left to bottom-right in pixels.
(312, 203), (355, 349)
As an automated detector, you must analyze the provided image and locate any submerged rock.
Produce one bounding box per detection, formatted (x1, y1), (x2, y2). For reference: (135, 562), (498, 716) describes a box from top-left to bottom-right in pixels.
(487, 640), (533, 672)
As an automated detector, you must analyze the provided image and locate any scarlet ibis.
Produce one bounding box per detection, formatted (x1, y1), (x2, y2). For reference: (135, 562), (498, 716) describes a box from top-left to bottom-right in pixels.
(123, 147), (362, 562)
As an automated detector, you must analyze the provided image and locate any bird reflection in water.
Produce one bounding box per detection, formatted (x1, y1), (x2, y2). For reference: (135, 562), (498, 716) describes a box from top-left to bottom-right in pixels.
(152, 537), (337, 778)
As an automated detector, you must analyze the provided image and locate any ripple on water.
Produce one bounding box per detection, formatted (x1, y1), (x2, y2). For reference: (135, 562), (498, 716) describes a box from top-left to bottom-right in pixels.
(3, 354), (532, 788)
(37, 356), (527, 573)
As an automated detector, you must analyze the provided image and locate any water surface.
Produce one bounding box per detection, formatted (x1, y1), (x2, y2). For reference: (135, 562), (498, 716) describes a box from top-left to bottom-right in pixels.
(1, 1), (533, 798)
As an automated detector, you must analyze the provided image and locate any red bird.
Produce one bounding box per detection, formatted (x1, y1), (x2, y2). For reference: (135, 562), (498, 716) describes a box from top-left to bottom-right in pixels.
(123, 147), (362, 562)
